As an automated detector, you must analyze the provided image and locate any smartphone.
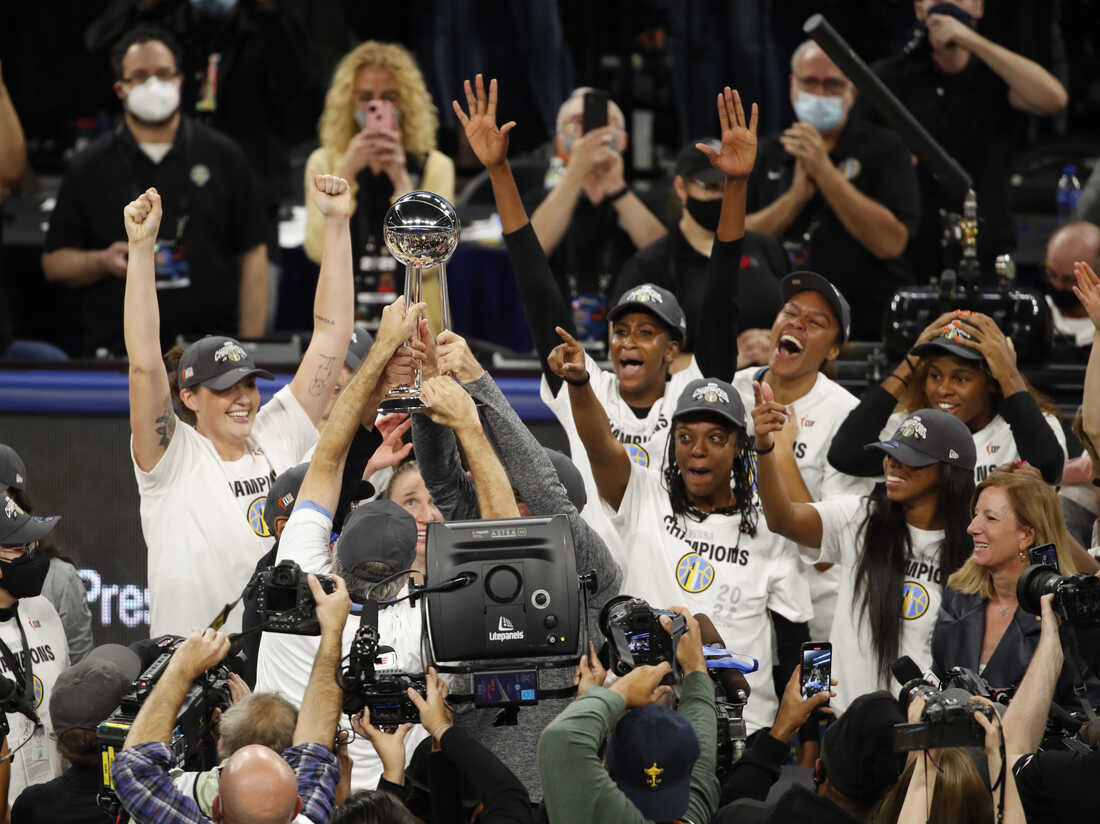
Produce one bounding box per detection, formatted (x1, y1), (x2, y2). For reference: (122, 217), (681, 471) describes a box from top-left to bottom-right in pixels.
(363, 99), (398, 134)
(582, 89), (609, 134)
(1028, 542), (1059, 572)
(800, 641), (832, 701)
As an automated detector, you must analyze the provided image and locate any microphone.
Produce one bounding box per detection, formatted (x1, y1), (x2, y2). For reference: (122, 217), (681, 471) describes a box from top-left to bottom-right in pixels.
(891, 655), (924, 688)
(695, 613), (751, 699)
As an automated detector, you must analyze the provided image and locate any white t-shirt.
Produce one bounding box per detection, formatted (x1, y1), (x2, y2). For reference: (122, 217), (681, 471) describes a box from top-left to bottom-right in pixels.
(254, 506), (427, 792)
(1045, 295), (1095, 347)
(605, 462), (812, 733)
(807, 496), (945, 712)
(1, 597), (70, 802)
(880, 410), (1066, 484)
(540, 353), (703, 566)
(734, 368), (875, 642)
(133, 386), (319, 636)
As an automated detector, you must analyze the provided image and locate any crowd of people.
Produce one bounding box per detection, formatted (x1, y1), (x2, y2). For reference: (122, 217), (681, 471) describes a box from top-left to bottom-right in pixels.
(1, 3), (1100, 824)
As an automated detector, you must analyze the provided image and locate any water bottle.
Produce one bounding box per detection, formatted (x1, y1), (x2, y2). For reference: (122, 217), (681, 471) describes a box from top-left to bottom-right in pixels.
(1057, 164), (1081, 223)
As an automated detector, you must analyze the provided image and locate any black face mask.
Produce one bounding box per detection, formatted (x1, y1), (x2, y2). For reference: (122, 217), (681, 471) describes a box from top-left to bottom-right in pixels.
(1042, 280), (1081, 312)
(0, 551), (49, 600)
(685, 197), (722, 232)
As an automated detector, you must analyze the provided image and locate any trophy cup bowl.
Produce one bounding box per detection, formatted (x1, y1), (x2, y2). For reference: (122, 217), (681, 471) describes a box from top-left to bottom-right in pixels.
(379, 191), (461, 413)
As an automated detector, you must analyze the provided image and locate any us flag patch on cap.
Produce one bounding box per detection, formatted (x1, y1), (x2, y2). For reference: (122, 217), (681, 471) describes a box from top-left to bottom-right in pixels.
(183, 367), (194, 380)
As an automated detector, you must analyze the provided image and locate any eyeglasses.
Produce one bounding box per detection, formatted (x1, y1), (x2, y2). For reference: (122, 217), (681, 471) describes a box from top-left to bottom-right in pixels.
(794, 75), (848, 96)
(121, 69), (179, 85)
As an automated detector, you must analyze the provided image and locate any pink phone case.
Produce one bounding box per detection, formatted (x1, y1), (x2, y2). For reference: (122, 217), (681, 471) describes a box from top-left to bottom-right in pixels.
(364, 100), (397, 134)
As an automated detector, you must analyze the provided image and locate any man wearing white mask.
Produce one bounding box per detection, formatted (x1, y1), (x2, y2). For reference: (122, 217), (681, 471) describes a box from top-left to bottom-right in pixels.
(746, 40), (920, 340)
(43, 24), (268, 357)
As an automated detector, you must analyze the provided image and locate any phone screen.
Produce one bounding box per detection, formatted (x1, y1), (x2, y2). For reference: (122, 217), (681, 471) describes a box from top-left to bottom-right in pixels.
(582, 90), (609, 134)
(800, 642), (832, 701)
(1028, 543), (1059, 572)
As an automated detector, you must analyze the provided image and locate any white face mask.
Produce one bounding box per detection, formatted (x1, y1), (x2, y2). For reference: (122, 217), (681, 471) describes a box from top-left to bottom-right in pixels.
(125, 76), (181, 125)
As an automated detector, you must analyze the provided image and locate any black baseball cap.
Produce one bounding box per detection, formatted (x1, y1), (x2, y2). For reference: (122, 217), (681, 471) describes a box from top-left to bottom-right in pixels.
(336, 499), (417, 582)
(345, 327), (375, 371)
(821, 690), (906, 802)
(781, 271), (852, 343)
(608, 284), (688, 343)
(674, 138), (724, 185)
(178, 336), (274, 391)
(910, 321), (984, 364)
(0, 444), (26, 491)
(606, 704), (700, 820)
(0, 495), (58, 545)
(50, 644), (142, 733)
(865, 408), (976, 471)
(673, 378), (747, 431)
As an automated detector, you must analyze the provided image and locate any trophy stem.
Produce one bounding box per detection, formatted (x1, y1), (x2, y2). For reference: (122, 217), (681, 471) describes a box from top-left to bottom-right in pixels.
(380, 263), (428, 413)
(438, 261), (452, 331)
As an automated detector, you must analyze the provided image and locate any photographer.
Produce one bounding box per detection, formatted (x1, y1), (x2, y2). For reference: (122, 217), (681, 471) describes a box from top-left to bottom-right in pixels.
(717, 675), (907, 823)
(408, 326), (622, 794)
(111, 573), (349, 824)
(538, 607), (719, 824)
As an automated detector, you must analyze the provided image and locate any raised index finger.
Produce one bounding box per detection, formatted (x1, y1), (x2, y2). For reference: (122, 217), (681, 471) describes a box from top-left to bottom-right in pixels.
(554, 325), (580, 346)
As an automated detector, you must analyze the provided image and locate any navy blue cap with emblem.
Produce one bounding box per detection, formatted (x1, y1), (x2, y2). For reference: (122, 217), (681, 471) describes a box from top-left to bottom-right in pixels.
(673, 378), (747, 430)
(864, 408), (976, 470)
(781, 270), (852, 343)
(608, 283), (688, 343)
(178, 335), (275, 391)
(606, 703), (700, 821)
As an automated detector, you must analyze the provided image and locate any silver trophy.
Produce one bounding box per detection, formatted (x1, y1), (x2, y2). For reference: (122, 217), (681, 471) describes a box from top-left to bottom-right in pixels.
(379, 190), (460, 412)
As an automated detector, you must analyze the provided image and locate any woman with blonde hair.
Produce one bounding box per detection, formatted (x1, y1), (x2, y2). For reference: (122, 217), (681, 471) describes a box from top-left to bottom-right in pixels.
(932, 463), (1098, 703)
(304, 41), (455, 331)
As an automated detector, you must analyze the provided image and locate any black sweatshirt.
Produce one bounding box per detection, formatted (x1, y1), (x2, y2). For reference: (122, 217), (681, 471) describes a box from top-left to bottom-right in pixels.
(428, 726), (535, 824)
(503, 222), (744, 395)
(827, 386), (1064, 484)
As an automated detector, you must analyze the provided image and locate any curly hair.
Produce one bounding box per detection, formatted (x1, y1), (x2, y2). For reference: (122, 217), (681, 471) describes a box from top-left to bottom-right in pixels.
(661, 414), (758, 536)
(319, 41), (438, 160)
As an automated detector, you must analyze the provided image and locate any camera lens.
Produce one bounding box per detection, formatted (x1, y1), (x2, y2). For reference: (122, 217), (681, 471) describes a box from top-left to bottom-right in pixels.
(1017, 564), (1064, 615)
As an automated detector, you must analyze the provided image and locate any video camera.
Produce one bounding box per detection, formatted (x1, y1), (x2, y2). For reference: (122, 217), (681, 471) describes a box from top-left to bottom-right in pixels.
(1018, 564), (1100, 628)
(98, 640), (231, 818)
(252, 560), (338, 635)
(599, 595), (687, 679)
(339, 602), (426, 727)
(891, 657), (998, 752)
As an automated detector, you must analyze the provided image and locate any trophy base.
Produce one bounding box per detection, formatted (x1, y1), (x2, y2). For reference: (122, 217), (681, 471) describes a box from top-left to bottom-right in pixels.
(379, 394), (429, 414)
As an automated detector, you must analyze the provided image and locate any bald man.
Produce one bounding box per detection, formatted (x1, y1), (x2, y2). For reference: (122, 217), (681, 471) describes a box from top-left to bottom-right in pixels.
(1044, 221), (1100, 347)
(110, 575), (350, 824)
(746, 39), (920, 340)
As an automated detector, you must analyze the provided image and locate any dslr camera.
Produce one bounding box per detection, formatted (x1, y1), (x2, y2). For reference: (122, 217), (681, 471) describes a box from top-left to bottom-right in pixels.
(893, 668), (996, 752)
(1018, 564), (1100, 628)
(253, 559), (337, 635)
(339, 608), (426, 727)
(599, 595), (687, 677)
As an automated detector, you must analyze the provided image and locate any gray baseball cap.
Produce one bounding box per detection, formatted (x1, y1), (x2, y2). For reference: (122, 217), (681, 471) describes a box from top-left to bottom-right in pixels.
(178, 336), (275, 391)
(0, 496), (58, 545)
(608, 284), (688, 343)
(781, 271), (852, 343)
(0, 445), (26, 492)
(336, 499), (417, 582)
(865, 408), (976, 471)
(345, 328), (376, 371)
(50, 644), (142, 733)
(672, 378), (747, 430)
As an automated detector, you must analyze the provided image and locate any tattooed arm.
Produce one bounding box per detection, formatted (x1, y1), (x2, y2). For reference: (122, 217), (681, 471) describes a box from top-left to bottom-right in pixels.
(288, 175), (355, 426)
(123, 189), (177, 471)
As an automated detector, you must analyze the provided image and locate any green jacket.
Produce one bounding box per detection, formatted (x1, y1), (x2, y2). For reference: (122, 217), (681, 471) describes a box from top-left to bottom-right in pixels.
(538, 671), (719, 823)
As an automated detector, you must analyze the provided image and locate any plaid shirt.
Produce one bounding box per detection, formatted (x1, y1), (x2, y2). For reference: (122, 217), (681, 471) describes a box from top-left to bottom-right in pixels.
(112, 741), (338, 824)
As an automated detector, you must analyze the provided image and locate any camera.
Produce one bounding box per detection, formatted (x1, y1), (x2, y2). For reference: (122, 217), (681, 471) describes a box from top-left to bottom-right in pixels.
(714, 684), (748, 777)
(599, 595), (687, 677)
(893, 667), (996, 752)
(253, 560), (337, 635)
(98, 642), (231, 818)
(338, 603), (427, 727)
(1018, 564), (1100, 628)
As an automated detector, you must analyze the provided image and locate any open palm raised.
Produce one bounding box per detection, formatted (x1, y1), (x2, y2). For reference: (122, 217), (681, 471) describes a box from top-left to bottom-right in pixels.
(696, 87), (758, 181)
(452, 74), (516, 170)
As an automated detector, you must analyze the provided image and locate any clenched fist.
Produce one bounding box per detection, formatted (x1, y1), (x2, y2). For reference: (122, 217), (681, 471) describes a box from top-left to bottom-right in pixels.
(311, 174), (352, 219)
(123, 188), (163, 246)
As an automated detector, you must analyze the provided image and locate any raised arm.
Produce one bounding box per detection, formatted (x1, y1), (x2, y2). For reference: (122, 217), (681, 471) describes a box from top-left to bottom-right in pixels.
(123, 189), (176, 473)
(293, 575), (351, 747)
(0, 60), (26, 189)
(296, 296), (424, 515)
(1073, 262), (1100, 447)
(1002, 594), (1064, 760)
(288, 175), (356, 426)
(694, 87), (757, 379)
(548, 326), (631, 510)
(752, 381), (824, 547)
(452, 74), (574, 390)
(419, 376), (519, 520)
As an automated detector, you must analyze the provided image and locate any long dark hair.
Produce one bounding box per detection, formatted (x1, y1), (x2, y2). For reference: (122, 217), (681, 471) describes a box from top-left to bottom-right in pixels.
(661, 414), (758, 537)
(853, 464), (974, 683)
